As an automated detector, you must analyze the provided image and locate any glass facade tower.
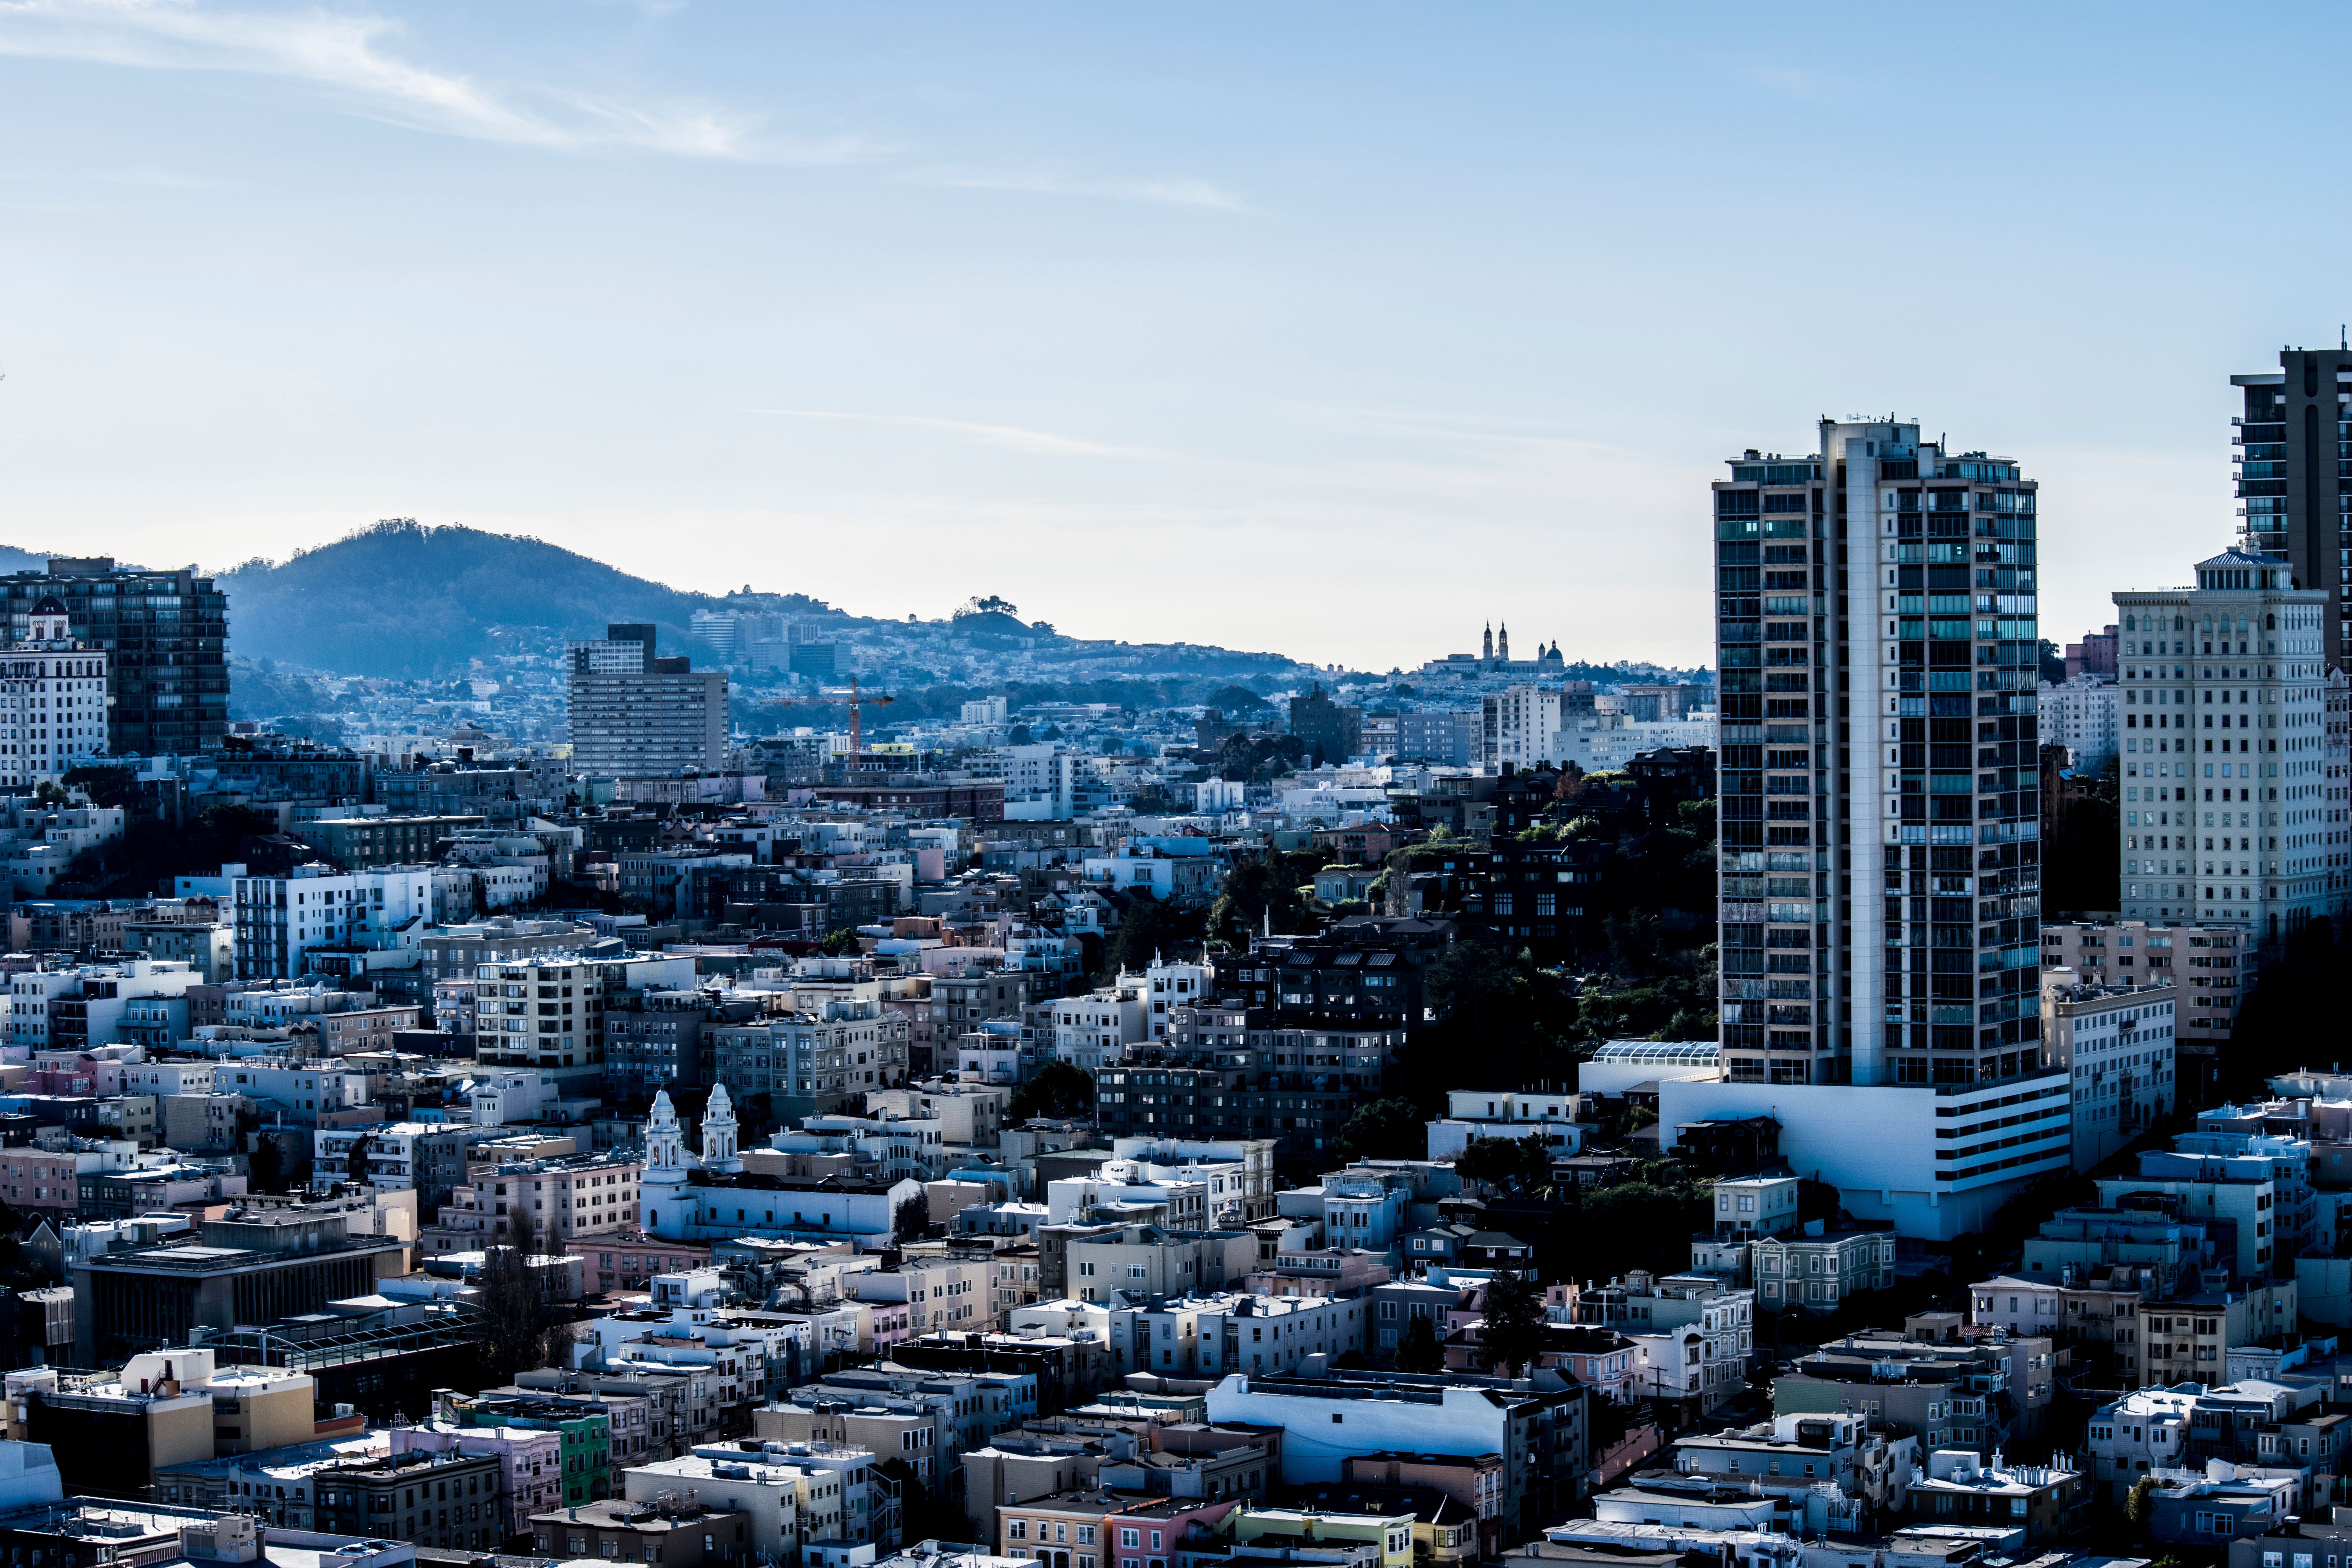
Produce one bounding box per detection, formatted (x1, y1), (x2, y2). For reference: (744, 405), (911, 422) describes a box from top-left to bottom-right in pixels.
(1714, 421), (2043, 1090)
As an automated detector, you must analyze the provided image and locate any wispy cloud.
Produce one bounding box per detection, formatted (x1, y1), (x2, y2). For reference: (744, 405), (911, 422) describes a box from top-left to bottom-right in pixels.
(750, 408), (1174, 460)
(0, 2), (1239, 201)
(1742, 64), (1825, 102)
(0, 0), (861, 161)
(902, 166), (1249, 212)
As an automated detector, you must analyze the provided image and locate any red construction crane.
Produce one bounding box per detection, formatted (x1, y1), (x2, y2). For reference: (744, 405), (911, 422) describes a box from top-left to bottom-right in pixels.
(790, 673), (895, 769)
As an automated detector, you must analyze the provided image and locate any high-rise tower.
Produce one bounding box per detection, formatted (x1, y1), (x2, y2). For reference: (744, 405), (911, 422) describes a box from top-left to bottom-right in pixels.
(2231, 348), (2352, 668)
(1714, 423), (2044, 1091)
(2113, 545), (2338, 940)
(0, 558), (228, 756)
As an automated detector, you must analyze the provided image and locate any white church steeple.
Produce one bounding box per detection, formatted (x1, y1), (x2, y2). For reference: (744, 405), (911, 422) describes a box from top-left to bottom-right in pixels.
(700, 1082), (741, 1174)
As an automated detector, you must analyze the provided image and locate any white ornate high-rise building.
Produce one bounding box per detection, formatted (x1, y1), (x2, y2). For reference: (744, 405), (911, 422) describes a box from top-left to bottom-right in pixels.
(4, 595), (109, 788)
(2114, 545), (2338, 940)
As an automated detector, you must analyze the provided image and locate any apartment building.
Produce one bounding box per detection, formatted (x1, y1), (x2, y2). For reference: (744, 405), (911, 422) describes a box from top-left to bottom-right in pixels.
(2230, 348), (2352, 667)
(2113, 545), (2339, 938)
(473, 955), (606, 1084)
(2041, 919), (2244, 1089)
(567, 624), (728, 778)
(0, 597), (110, 789)
(711, 1002), (908, 1120)
(1205, 1367), (1587, 1538)
(2039, 972), (2177, 1170)
(1750, 1227), (1897, 1312)
(1480, 686), (1569, 774)
(425, 1151), (645, 1251)
(419, 917), (600, 984)
(2037, 675), (2121, 773)
(0, 558), (228, 755)
(232, 864), (434, 980)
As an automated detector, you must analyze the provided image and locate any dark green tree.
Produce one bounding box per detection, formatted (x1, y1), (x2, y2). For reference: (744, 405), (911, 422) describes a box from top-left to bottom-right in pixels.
(1009, 1062), (1097, 1121)
(477, 1206), (566, 1385)
(894, 1194), (931, 1245)
(1454, 1134), (1551, 1195)
(1336, 1098), (1426, 1163)
(1478, 1272), (1548, 1377)
(818, 928), (863, 957)
(1394, 1312), (1444, 1374)
(248, 1135), (286, 1194)
(1104, 891), (1204, 979)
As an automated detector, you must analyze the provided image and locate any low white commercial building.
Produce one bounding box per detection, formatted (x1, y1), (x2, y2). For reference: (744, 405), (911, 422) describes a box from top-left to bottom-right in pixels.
(1656, 1073), (2073, 1241)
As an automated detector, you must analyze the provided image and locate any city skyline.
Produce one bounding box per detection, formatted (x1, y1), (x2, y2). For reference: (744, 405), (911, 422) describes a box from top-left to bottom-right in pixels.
(2, 4), (2347, 668)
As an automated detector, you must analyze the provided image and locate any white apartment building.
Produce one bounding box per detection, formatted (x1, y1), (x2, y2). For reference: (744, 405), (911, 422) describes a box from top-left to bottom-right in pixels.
(120, 1062), (220, 1097)
(1045, 1170), (1209, 1229)
(2040, 971), (2176, 1171)
(1707, 1174), (1800, 1240)
(848, 1256), (993, 1334)
(431, 1151), (644, 1249)
(960, 697), (1009, 726)
(619, 1455), (814, 1563)
(9, 960), (200, 1050)
(473, 955), (606, 1082)
(2038, 676), (2122, 772)
(1425, 1088), (1588, 1162)
(232, 864), (435, 980)
(1109, 1136), (1277, 1221)
(1135, 1291), (1367, 1377)
(1144, 960), (1212, 1041)
(0, 799), (125, 898)
(1546, 712), (1721, 774)
(1204, 1373), (1546, 1489)
(866, 1081), (1006, 1149)
(1481, 686), (1568, 773)
(770, 1109), (947, 1181)
(2084, 1386), (2198, 1504)
(214, 1058), (371, 1122)
(0, 598), (109, 788)
(1561, 1272), (1752, 1412)
(1053, 976), (1146, 1071)
(2115, 546), (2338, 938)
(986, 744), (1077, 821)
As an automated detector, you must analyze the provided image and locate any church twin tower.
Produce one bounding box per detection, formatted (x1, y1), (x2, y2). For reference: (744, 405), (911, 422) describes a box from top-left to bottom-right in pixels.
(640, 1083), (739, 1232)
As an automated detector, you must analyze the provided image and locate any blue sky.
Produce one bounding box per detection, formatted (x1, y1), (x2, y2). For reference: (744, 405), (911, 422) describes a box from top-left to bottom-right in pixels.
(0, 2), (2340, 670)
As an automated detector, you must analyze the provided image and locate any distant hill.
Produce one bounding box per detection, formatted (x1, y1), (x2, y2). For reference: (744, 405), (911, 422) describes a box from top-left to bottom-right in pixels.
(0, 546), (59, 576)
(217, 520), (759, 677)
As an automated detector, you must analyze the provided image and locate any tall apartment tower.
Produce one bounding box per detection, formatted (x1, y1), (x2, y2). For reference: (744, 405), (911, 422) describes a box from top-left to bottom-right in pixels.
(2112, 545), (2338, 941)
(564, 623), (728, 779)
(0, 558), (228, 756)
(2231, 348), (2352, 668)
(1714, 422), (2043, 1091)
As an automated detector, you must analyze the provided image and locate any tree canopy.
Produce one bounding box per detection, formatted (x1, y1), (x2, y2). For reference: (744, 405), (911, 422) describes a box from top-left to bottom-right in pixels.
(1477, 1272), (1548, 1377)
(1009, 1062), (1097, 1121)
